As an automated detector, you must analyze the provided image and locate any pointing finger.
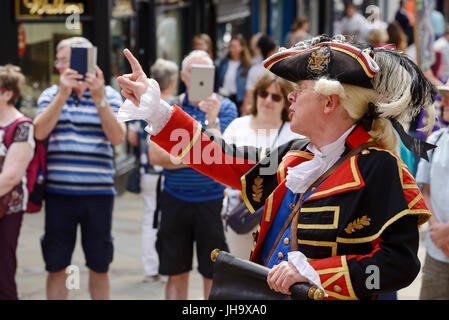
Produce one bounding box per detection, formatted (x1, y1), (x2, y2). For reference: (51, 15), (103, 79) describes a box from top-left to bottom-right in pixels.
(123, 48), (142, 74)
(117, 76), (138, 91)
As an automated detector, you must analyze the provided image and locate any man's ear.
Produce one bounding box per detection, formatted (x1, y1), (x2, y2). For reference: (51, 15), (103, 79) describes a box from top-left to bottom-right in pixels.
(180, 70), (187, 86)
(323, 94), (339, 115)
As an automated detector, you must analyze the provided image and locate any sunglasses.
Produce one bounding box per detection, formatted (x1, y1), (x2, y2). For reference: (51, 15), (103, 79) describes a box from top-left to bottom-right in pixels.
(258, 90), (282, 102)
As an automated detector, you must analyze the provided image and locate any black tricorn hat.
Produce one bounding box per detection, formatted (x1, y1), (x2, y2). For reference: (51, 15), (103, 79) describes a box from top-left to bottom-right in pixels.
(263, 35), (439, 161)
(263, 35), (379, 88)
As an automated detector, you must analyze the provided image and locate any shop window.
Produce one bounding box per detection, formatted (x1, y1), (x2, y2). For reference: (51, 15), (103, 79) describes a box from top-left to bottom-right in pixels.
(216, 0), (251, 61)
(18, 22), (82, 118)
(156, 9), (183, 67)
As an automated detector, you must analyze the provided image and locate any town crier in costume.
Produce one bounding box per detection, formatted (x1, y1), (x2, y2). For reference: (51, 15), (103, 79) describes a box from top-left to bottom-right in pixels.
(116, 35), (437, 300)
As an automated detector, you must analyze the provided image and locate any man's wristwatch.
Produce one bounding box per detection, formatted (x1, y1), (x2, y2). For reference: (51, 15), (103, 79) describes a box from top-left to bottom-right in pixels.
(205, 118), (220, 130)
(96, 97), (108, 108)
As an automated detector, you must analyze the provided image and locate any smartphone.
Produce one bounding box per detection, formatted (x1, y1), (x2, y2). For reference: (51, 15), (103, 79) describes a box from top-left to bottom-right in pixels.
(188, 64), (215, 103)
(70, 46), (97, 78)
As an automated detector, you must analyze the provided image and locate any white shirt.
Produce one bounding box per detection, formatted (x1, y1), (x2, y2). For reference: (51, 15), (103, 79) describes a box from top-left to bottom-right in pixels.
(246, 63), (269, 91)
(221, 60), (240, 95)
(223, 115), (303, 148)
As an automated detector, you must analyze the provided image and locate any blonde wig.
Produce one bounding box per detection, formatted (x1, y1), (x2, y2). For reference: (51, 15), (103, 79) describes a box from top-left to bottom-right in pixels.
(314, 79), (398, 151)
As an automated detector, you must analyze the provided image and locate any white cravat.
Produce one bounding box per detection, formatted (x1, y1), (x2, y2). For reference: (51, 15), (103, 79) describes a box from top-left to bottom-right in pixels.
(285, 125), (355, 194)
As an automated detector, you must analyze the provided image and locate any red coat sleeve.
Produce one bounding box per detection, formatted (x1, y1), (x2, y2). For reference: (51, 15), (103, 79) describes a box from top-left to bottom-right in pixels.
(151, 105), (259, 190)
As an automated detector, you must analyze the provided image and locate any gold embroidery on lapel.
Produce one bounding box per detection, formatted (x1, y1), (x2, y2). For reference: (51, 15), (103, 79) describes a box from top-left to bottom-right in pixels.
(241, 175), (256, 213)
(252, 176), (263, 203)
(306, 156), (361, 201)
(344, 215), (371, 234)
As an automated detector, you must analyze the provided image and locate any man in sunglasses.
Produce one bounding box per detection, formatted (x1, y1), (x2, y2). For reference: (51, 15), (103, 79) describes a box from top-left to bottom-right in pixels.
(116, 34), (436, 300)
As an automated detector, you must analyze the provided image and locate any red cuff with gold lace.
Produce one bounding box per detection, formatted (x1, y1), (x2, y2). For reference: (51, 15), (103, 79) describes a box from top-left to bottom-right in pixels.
(309, 256), (358, 300)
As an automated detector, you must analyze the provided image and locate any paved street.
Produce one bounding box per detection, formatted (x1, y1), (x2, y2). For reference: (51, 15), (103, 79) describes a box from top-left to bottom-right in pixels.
(15, 192), (426, 300)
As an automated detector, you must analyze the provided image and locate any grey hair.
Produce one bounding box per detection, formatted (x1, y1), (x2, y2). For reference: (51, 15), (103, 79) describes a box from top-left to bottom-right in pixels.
(150, 58), (179, 91)
(181, 50), (213, 71)
(56, 37), (93, 52)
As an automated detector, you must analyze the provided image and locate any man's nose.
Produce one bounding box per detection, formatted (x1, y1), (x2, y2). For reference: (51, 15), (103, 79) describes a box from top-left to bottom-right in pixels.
(287, 91), (295, 103)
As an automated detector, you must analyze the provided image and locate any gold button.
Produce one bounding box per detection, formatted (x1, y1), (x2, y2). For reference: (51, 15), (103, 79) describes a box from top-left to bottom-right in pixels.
(277, 252), (284, 259)
(290, 203), (295, 209)
(283, 237), (289, 245)
(333, 285), (342, 293)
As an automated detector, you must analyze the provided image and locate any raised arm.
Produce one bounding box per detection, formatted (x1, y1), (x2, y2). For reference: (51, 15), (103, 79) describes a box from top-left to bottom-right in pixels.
(116, 49), (263, 190)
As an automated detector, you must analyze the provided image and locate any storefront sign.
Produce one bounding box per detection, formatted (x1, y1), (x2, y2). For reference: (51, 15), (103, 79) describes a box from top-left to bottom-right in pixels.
(15, 0), (90, 20)
(112, 0), (134, 18)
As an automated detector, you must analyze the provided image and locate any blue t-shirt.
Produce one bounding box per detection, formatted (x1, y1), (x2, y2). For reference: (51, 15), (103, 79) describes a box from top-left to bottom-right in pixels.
(37, 85), (122, 195)
(416, 128), (449, 263)
(163, 93), (238, 202)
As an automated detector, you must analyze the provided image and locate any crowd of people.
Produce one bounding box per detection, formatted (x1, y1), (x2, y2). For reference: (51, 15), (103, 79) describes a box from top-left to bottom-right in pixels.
(1, 0), (449, 301)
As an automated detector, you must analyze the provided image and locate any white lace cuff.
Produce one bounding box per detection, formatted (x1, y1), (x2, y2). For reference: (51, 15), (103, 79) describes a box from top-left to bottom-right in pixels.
(287, 251), (328, 297)
(142, 98), (173, 135)
(116, 78), (173, 135)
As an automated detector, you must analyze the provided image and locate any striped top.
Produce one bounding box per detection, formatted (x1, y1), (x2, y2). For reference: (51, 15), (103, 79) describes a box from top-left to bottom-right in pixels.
(37, 85), (122, 195)
(162, 93), (238, 202)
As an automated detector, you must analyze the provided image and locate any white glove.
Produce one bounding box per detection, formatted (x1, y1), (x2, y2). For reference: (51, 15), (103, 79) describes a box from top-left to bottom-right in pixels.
(117, 78), (173, 135)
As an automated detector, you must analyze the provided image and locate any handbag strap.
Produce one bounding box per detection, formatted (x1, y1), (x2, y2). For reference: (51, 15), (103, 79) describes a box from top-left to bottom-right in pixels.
(270, 121), (285, 150)
(225, 121), (286, 219)
(264, 141), (375, 264)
